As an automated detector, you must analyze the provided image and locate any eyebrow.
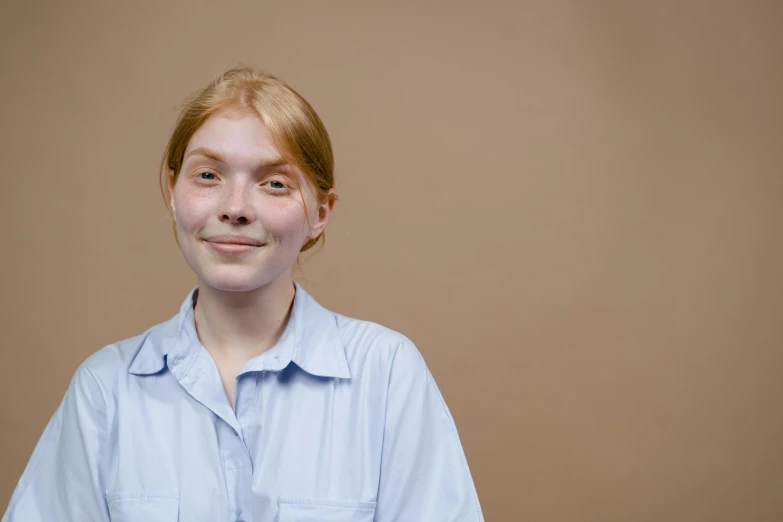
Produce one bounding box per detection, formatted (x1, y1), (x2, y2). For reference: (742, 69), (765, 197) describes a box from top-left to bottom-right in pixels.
(184, 146), (290, 169)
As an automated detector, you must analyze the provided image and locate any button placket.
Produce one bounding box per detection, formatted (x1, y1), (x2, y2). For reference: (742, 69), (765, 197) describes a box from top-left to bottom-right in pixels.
(225, 373), (256, 521)
(222, 418), (251, 521)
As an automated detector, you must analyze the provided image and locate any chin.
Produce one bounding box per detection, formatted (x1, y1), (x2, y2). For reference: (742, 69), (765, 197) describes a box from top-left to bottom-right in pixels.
(196, 265), (290, 293)
(203, 280), (260, 292)
(197, 274), (261, 292)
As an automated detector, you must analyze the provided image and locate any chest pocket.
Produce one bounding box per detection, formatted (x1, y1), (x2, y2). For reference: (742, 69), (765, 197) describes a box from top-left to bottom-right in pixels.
(278, 497), (376, 522)
(106, 493), (179, 522)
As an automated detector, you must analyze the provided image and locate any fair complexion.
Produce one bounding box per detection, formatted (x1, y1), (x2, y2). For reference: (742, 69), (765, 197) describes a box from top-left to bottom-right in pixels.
(168, 107), (336, 406)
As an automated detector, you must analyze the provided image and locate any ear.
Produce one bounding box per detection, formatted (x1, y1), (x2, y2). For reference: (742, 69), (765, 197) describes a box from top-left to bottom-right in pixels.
(167, 171), (176, 216)
(309, 189), (337, 239)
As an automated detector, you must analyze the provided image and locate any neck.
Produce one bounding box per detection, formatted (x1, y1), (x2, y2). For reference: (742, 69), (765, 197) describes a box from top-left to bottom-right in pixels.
(193, 274), (296, 363)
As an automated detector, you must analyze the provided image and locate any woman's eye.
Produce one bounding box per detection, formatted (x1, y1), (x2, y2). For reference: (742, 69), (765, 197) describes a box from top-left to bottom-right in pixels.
(267, 180), (286, 190)
(198, 172), (216, 181)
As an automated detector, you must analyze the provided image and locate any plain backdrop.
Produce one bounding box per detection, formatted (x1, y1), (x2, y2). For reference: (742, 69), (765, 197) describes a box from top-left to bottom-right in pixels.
(1, 1), (782, 520)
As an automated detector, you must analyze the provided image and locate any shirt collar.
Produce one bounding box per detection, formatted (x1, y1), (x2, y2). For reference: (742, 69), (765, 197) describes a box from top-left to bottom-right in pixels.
(128, 281), (351, 379)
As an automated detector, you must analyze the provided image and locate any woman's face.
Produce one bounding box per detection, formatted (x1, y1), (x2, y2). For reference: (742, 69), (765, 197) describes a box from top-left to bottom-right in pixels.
(169, 108), (334, 293)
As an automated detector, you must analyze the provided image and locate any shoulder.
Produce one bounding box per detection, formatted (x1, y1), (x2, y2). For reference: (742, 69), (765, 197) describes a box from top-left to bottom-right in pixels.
(332, 312), (430, 382)
(74, 316), (173, 397)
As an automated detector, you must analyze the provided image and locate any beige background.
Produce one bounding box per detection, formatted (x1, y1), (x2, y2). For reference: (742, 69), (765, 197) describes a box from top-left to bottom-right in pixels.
(1, 1), (782, 520)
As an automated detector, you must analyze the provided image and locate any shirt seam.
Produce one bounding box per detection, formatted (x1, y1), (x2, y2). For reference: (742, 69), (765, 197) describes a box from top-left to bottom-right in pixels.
(375, 337), (404, 504)
(427, 369), (483, 521)
(83, 367), (110, 500)
(84, 367), (109, 433)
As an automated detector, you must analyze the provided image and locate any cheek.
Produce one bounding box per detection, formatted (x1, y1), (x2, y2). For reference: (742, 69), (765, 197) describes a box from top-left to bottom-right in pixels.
(174, 188), (212, 231)
(262, 200), (308, 241)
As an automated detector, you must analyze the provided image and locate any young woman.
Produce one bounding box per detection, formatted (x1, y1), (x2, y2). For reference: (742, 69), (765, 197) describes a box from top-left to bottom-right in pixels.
(3, 66), (484, 522)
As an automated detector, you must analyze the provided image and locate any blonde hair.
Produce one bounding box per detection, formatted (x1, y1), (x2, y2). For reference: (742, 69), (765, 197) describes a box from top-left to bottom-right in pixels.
(160, 65), (337, 253)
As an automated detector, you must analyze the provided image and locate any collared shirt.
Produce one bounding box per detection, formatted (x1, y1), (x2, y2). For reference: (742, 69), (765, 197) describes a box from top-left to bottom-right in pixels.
(4, 282), (484, 521)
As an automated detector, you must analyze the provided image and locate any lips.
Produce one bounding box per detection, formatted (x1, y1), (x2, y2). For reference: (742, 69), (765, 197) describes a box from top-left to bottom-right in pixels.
(204, 235), (264, 246)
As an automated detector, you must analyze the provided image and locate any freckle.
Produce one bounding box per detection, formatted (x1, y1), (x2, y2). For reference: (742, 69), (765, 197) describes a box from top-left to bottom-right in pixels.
(269, 199), (294, 209)
(184, 188), (210, 199)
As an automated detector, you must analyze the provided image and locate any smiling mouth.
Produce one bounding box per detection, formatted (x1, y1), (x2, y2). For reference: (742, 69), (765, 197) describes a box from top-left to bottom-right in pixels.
(204, 241), (263, 255)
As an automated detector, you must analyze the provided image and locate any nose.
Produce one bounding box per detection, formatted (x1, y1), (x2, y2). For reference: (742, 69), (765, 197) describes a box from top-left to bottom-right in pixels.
(219, 181), (255, 225)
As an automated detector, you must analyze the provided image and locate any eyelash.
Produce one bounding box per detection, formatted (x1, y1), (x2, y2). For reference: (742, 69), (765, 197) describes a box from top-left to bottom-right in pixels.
(196, 171), (288, 191)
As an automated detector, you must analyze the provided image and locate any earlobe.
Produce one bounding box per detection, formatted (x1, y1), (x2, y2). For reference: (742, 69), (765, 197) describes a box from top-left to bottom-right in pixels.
(168, 173), (177, 218)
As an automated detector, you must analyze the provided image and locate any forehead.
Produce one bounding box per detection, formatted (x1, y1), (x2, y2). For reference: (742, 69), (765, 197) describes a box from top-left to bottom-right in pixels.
(184, 108), (281, 162)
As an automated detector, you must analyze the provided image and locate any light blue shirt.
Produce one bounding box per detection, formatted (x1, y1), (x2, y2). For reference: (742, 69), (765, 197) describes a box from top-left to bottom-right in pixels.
(4, 282), (484, 521)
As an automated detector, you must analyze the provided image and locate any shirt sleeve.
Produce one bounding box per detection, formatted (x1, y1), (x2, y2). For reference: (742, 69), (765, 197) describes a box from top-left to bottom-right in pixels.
(3, 364), (110, 522)
(375, 338), (484, 522)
